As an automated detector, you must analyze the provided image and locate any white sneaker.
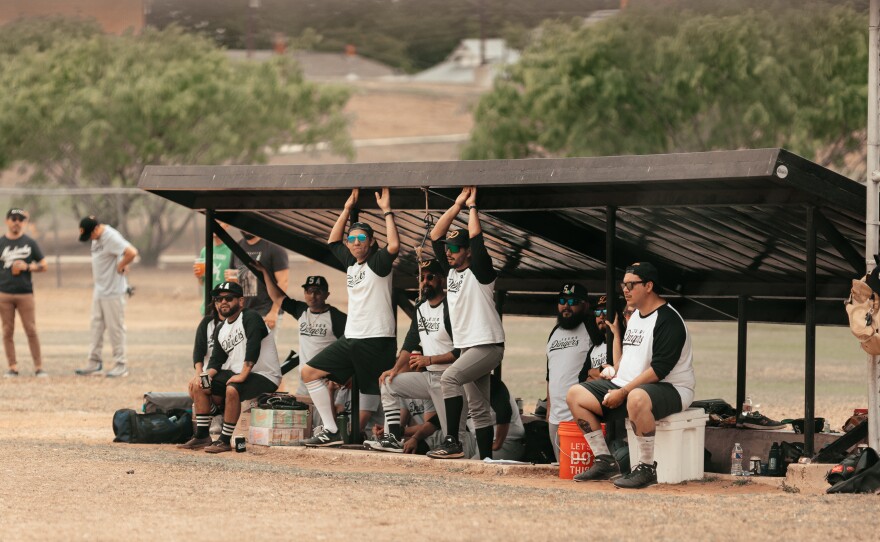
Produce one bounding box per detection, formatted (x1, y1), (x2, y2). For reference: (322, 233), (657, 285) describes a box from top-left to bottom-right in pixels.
(105, 363), (129, 378)
(75, 361), (102, 376)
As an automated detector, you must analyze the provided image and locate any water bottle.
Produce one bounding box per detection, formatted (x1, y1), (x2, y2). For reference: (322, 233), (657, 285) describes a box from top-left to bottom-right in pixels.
(742, 396), (753, 416)
(730, 442), (744, 476)
(768, 442), (781, 476)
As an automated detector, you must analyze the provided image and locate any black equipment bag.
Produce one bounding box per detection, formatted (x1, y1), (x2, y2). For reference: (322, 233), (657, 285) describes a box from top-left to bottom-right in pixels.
(522, 420), (555, 464)
(827, 447), (880, 494)
(113, 408), (193, 444)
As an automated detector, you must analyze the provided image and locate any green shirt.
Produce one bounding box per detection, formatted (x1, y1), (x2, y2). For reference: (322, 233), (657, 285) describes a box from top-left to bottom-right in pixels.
(199, 243), (233, 314)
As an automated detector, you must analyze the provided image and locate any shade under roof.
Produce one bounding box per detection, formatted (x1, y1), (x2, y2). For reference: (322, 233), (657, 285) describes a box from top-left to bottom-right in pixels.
(139, 148), (865, 325)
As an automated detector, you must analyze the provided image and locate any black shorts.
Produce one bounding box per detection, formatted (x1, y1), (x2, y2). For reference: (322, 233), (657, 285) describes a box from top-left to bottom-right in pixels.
(211, 370), (278, 401)
(306, 336), (396, 395)
(580, 380), (682, 421)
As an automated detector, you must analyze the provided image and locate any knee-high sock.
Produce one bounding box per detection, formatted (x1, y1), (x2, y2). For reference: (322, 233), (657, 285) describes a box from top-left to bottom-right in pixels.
(475, 426), (494, 460)
(444, 395), (465, 442)
(635, 434), (655, 465)
(381, 389), (403, 439)
(584, 429), (611, 457)
(305, 378), (337, 433)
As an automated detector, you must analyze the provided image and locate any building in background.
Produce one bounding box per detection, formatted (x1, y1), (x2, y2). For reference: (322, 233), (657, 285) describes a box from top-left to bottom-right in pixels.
(0, 0), (145, 34)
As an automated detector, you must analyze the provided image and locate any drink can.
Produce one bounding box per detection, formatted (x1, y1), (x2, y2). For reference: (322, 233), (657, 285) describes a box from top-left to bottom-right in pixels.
(233, 435), (246, 453)
(199, 371), (211, 389)
(749, 456), (762, 475)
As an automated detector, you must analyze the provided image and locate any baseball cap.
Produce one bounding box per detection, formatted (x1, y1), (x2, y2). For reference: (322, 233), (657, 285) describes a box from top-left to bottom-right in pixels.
(626, 262), (661, 286)
(7, 208), (27, 219)
(596, 295), (607, 308)
(558, 283), (588, 301)
(419, 259), (444, 275)
(78, 216), (100, 242)
(302, 276), (329, 291)
(211, 282), (244, 297)
(441, 228), (470, 248)
(348, 222), (374, 237)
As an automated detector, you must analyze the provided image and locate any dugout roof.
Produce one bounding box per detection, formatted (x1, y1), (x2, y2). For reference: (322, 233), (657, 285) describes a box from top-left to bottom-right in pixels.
(139, 148), (865, 326)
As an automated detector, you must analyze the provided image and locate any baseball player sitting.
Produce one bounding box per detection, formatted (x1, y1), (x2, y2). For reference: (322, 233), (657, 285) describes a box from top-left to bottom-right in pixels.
(178, 282), (282, 453)
(566, 263), (696, 488)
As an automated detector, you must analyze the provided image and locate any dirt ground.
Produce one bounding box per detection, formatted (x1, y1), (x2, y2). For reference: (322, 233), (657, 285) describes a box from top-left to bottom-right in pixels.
(0, 264), (878, 542)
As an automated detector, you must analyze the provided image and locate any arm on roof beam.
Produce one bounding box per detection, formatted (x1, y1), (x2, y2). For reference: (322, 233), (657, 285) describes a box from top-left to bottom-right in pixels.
(813, 209), (863, 276)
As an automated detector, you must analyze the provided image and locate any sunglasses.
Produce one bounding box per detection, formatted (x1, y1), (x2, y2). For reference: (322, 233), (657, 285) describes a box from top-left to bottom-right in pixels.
(559, 298), (580, 306)
(213, 294), (240, 303)
(347, 233), (367, 243)
(8, 216), (27, 222)
(420, 273), (437, 282)
(446, 244), (462, 254)
(594, 309), (607, 316)
(620, 281), (645, 291)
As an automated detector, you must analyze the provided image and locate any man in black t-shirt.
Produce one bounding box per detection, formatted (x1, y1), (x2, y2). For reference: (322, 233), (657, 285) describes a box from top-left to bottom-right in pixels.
(0, 208), (47, 378)
(229, 233), (289, 331)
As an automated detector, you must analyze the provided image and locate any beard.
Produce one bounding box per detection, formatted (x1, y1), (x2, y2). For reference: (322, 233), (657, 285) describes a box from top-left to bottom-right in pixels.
(421, 285), (438, 299)
(557, 312), (583, 330)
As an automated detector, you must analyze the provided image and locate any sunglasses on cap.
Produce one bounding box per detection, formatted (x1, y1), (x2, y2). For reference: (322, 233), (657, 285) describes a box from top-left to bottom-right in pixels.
(559, 297), (580, 306)
(594, 309), (607, 316)
(420, 273), (437, 282)
(213, 294), (240, 303)
(347, 233), (367, 243)
(620, 280), (645, 291)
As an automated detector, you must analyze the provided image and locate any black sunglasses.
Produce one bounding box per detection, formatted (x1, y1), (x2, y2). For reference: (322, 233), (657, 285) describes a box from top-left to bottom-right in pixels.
(213, 294), (240, 303)
(620, 280), (645, 291)
(420, 273), (437, 282)
(559, 297), (579, 306)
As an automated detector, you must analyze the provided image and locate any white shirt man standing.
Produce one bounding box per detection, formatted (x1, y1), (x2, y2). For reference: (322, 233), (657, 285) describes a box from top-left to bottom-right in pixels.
(75, 216), (138, 378)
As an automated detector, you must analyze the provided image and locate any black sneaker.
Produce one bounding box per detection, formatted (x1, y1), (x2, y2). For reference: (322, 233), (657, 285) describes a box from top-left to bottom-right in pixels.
(533, 398), (548, 418)
(426, 435), (464, 459)
(302, 426), (343, 447)
(573, 454), (622, 482)
(738, 411), (785, 430)
(369, 433), (404, 453)
(613, 461), (657, 489)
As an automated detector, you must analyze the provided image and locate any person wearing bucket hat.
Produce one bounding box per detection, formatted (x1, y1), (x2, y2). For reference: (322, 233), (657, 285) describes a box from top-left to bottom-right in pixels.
(426, 186), (505, 460)
(566, 262), (695, 488)
(299, 188), (400, 447)
(253, 261), (347, 397)
(74, 216), (138, 378)
(371, 258), (467, 453)
(544, 283), (604, 460)
(0, 208), (48, 378)
(179, 281), (282, 452)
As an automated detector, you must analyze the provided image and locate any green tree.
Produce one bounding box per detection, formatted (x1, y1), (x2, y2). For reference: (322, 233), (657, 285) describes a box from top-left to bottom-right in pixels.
(0, 23), (352, 265)
(463, 1), (868, 173)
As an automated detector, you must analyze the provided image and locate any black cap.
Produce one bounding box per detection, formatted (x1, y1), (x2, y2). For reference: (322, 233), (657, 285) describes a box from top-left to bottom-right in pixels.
(211, 282), (244, 297)
(7, 208), (27, 219)
(302, 276), (329, 291)
(596, 295), (607, 308)
(441, 228), (470, 248)
(348, 222), (374, 237)
(558, 283), (588, 301)
(419, 259), (444, 275)
(79, 216), (100, 242)
(625, 262), (661, 286)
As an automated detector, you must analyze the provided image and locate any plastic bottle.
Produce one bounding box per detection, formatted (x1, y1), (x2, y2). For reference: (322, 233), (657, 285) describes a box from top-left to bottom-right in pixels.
(768, 442), (781, 476)
(742, 396), (753, 416)
(730, 442), (744, 476)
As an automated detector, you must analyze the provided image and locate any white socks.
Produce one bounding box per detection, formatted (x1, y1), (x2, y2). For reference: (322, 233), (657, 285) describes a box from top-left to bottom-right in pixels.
(584, 429), (610, 457)
(305, 378), (338, 433)
(636, 435), (655, 465)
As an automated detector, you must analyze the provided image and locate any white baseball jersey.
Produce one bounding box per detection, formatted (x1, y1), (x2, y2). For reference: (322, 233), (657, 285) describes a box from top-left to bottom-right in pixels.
(402, 298), (456, 371)
(209, 309), (282, 386)
(545, 322), (593, 424)
(329, 242), (396, 339)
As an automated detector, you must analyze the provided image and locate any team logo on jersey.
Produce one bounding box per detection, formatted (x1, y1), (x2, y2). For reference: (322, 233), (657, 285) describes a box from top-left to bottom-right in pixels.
(418, 315), (441, 334)
(1, 245), (32, 268)
(300, 321), (328, 337)
(347, 268), (367, 288)
(623, 328), (644, 347)
(549, 336), (580, 352)
(406, 400), (426, 417)
(591, 348), (607, 368)
(220, 326), (245, 352)
(447, 275), (463, 294)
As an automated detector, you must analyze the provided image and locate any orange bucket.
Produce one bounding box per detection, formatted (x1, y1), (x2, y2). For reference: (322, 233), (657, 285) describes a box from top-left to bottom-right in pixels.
(557, 421), (603, 480)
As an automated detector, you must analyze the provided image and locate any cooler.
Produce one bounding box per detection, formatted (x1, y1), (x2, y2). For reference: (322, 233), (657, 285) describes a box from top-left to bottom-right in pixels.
(626, 407), (708, 484)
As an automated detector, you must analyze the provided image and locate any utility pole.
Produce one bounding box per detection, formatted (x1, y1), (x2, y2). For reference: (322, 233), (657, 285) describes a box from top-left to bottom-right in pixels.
(479, 0), (487, 65)
(867, 0), (880, 451)
(247, 0), (261, 58)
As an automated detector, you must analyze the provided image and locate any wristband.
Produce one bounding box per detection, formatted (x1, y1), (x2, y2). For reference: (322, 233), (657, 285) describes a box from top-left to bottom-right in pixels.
(384, 211), (394, 217)
(468, 205), (477, 210)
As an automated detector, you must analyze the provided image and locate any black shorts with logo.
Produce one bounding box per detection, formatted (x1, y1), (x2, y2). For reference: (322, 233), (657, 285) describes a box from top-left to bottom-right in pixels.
(211, 369), (278, 401)
(580, 379), (683, 421)
(306, 336), (396, 395)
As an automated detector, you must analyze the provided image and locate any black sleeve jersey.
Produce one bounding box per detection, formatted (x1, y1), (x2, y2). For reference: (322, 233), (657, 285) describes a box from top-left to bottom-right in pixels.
(490, 378), (514, 425)
(281, 297), (309, 320)
(192, 314), (214, 366)
(242, 309), (269, 363)
(651, 305), (688, 379)
(468, 233), (497, 284)
(329, 306), (347, 339)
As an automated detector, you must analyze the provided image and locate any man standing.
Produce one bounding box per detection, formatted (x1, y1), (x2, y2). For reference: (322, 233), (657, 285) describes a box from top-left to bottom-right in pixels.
(229, 232), (289, 334)
(299, 188), (399, 447)
(544, 283), (603, 459)
(253, 262), (346, 395)
(566, 262), (695, 489)
(373, 259), (462, 452)
(428, 186), (505, 460)
(75, 216), (138, 378)
(178, 282), (282, 453)
(0, 208), (47, 377)
(194, 221), (233, 315)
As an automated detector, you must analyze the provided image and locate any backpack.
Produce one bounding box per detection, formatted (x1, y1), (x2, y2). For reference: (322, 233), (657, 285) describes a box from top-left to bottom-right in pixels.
(827, 447), (880, 494)
(113, 408), (193, 444)
(522, 420), (555, 464)
(845, 257), (880, 355)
